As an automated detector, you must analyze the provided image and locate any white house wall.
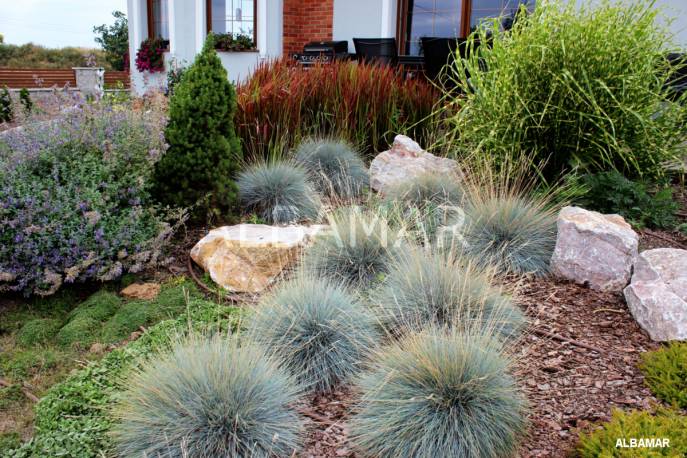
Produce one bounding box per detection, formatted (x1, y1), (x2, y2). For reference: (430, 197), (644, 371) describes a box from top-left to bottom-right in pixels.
(333, 0), (397, 53)
(128, 0), (283, 94)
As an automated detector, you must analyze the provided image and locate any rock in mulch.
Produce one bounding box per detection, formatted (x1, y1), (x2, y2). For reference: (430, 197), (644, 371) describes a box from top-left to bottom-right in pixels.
(190, 224), (327, 293)
(551, 206), (638, 292)
(369, 134), (459, 193)
(120, 282), (161, 301)
(624, 248), (687, 341)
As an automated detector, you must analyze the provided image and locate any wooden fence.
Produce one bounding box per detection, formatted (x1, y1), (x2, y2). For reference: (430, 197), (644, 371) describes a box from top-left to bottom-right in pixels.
(0, 68), (130, 89)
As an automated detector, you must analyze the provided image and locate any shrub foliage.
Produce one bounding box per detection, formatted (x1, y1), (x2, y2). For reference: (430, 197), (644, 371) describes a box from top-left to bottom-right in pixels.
(577, 408), (687, 457)
(113, 336), (304, 457)
(248, 276), (379, 392)
(640, 342), (687, 409)
(350, 328), (527, 458)
(153, 34), (242, 216)
(0, 100), (176, 296)
(445, 0), (687, 179)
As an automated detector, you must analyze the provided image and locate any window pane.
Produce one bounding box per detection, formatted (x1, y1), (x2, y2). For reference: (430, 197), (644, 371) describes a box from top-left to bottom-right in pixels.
(211, 0), (255, 38)
(152, 0), (169, 40)
(406, 0), (463, 55)
(470, 0), (535, 30)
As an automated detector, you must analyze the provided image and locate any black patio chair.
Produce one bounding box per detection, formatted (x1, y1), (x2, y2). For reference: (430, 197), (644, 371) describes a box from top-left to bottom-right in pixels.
(666, 53), (687, 102)
(353, 38), (398, 66)
(420, 37), (461, 84)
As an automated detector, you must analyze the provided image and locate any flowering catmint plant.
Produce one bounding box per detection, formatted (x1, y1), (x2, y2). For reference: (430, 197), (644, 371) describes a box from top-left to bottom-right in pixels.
(0, 98), (182, 296)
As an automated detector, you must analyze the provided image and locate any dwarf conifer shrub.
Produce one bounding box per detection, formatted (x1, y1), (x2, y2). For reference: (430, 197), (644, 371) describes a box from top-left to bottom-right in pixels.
(19, 88), (32, 114)
(444, 0), (687, 180)
(350, 328), (527, 458)
(293, 139), (369, 199)
(640, 342), (687, 409)
(372, 249), (525, 339)
(113, 336), (304, 457)
(0, 86), (12, 122)
(304, 207), (402, 289)
(153, 34), (242, 216)
(248, 276), (379, 392)
(237, 161), (321, 224)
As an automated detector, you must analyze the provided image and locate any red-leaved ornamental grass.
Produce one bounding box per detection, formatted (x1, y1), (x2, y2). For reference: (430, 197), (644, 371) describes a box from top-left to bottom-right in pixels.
(135, 37), (167, 73)
(236, 59), (439, 159)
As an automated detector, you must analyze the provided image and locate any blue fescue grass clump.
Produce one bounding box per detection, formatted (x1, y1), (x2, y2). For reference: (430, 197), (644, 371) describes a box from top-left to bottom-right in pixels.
(457, 194), (558, 276)
(381, 173), (464, 243)
(293, 138), (369, 199)
(113, 336), (304, 458)
(372, 248), (525, 340)
(303, 206), (402, 289)
(237, 161), (321, 224)
(248, 275), (379, 392)
(350, 327), (527, 458)
(384, 172), (463, 209)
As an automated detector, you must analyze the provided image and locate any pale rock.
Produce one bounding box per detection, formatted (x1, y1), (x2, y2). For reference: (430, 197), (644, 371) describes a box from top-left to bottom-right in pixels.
(551, 206), (638, 291)
(369, 134), (460, 193)
(190, 224), (327, 293)
(120, 282), (161, 301)
(624, 248), (687, 341)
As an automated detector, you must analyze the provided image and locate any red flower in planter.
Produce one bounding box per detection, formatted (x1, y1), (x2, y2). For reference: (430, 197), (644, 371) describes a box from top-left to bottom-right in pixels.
(135, 37), (168, 73)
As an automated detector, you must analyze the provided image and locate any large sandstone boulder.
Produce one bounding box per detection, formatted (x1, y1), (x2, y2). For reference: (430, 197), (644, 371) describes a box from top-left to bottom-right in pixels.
(550, 206), (638, 291)
(624, 248), (687, 341)
(369, 135), (459, 193)
(191, 224), (326, 293)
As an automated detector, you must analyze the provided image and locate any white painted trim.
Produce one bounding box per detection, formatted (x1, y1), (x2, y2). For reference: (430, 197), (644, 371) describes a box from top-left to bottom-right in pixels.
(381, 0), (392, 37)
(168, 0), (177, 54)
(195, 0), (206, 52)
(258, 0), (267, 57)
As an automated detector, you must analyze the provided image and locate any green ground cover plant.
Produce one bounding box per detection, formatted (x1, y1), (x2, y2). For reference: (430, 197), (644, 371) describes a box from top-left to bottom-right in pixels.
(444, 0), (687, 181)
(640, 342), (687, 409)
(5, 299), (243, 457)
(577, 171), (679, 229)
(113, 336), (303, 457)
(577, 408), (687, 457)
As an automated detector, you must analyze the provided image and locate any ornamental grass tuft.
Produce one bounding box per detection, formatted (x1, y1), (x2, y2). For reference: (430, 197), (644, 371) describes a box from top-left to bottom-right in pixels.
(293, 138), (369, 200)
(237, 161), (321, 224)
(113, 335), (304, 458)
(303, 206), (402, 289)
(349, 327), (527, 458)
(371, 248), (525, 340)
(248, 275), (379, 392)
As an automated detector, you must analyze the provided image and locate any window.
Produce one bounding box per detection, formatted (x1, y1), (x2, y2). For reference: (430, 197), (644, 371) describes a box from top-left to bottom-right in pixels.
(207, 0), (256, 41)
(147, 0), (169, 40)
(398, 0), (535, 55)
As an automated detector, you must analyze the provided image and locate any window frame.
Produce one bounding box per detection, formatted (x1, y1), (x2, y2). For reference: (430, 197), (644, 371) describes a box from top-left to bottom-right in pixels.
(206, 0), (258, 48)
(146, 0), (170, 41)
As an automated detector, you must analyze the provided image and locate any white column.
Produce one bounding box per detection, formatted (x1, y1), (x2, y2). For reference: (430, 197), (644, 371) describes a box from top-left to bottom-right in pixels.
(168, 0), (177, 55)
(195, 0), (207, 52)
(258, 0), (268, 57)
(128, 0), (148, 94)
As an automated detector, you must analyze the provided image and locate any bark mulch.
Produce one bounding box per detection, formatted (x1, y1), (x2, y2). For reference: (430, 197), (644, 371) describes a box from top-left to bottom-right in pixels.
(298, 277), (663, 458)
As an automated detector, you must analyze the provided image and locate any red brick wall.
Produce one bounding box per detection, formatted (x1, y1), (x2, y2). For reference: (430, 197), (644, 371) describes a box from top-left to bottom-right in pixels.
(283, 0), (334, 56)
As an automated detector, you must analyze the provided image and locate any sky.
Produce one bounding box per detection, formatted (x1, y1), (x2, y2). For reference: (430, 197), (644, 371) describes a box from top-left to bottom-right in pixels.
(0, 0), (127, 48)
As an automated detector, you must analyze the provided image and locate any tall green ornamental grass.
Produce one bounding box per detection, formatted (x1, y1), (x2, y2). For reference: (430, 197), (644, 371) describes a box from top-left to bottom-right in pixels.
(444, 0), (687, 180)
